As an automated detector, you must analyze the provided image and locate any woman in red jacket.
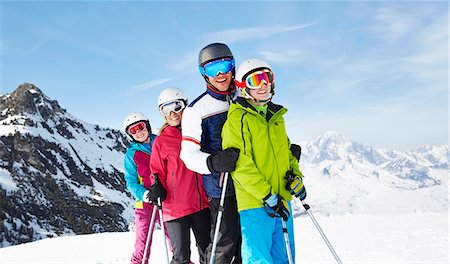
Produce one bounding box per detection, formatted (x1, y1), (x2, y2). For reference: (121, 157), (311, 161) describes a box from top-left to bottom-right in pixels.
(150, 87), (211, 264)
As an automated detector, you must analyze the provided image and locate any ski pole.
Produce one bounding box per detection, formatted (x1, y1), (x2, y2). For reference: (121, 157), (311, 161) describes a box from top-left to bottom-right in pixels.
(301, 201), (343, 264)
(141, 205), (158, 264)
(157, 197), (170, 264)
(209, 172), (229, 264)
(282, 219), (294, 264)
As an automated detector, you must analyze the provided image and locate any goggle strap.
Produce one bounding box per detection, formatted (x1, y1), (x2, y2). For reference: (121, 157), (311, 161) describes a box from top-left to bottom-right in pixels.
(235, 80), (247, 88)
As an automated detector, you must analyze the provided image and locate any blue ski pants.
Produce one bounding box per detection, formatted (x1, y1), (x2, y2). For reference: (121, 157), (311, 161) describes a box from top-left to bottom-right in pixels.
(239, 202), (295, 264)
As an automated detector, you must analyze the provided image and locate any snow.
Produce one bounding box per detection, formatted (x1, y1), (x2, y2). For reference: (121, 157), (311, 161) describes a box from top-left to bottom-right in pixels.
(0, 211), (447, 263)
(0, 168), (18, 192)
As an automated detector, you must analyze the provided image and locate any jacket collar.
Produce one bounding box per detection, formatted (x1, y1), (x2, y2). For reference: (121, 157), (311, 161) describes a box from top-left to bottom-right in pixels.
(234, 97), (285, 121)
(130, 139), (152, 154)
(160, 125), (181, 138)
(206, 85), (235, 102)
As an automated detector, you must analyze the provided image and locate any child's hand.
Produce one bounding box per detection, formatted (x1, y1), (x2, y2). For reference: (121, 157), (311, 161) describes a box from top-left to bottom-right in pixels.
(285, 170), (307, 200)
(263, 193), (290, 221)
(146, 174), (167, 203)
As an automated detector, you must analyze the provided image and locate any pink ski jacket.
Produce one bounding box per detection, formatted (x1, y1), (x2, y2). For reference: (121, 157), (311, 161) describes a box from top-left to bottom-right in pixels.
(150, 125), (209, 221)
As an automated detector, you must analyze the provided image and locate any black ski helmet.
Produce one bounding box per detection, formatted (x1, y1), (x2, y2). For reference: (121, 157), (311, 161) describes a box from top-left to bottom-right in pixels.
(198, 43), (234, 67)
(198, 43), (236, 92)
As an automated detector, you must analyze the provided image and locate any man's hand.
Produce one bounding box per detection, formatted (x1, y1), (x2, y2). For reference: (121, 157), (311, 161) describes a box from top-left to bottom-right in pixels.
(206, 148), (240, 173)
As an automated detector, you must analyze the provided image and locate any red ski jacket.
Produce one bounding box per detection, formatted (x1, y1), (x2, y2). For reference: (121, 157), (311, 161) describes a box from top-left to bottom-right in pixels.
(150, 125), (209, 221)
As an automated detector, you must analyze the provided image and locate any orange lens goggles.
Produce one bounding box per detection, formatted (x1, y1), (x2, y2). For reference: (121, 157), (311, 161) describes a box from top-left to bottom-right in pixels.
(128, 121), (146, 135)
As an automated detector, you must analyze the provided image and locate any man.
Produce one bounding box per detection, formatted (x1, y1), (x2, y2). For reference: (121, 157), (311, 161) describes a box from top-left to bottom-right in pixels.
(180, 43), (241, 263)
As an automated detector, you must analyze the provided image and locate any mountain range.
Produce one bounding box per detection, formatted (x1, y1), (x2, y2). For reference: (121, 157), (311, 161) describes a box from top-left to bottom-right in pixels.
(0, 83), (447, 247)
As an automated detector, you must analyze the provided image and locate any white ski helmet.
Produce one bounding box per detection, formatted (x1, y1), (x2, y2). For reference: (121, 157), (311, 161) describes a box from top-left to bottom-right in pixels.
(123, 112), (151, 138)
(235, 58), (275, 102)
(158, 87), (188, 107)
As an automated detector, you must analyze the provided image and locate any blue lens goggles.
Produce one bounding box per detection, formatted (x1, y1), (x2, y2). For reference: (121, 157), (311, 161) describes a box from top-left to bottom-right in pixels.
(199, 58), (235, 77)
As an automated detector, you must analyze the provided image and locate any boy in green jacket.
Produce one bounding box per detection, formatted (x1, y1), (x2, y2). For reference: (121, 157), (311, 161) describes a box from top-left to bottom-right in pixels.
(222, 58), (307, 263)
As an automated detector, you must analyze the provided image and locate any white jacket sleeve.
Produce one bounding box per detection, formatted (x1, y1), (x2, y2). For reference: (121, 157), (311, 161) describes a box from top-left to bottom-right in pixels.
(180, 105), (212, 174)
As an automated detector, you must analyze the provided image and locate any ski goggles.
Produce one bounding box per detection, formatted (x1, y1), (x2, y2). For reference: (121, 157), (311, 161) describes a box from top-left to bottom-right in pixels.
(199, 58), (235, 77)
(237, 69), (274, 89)
(159, 99), (186, 116)
(128, 121), (147, 135)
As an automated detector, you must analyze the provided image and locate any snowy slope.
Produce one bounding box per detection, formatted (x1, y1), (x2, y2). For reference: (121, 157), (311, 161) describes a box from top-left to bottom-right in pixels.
(0, 212), (447, 263)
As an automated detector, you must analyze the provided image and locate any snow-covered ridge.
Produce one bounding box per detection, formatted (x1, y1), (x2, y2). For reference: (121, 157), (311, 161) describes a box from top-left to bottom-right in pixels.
(296, 130), (448, 215)
(0, 83), (133, 248)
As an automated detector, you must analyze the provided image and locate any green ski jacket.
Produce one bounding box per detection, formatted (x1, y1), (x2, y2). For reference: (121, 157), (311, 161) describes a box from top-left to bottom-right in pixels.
(222, 98), (303, 212)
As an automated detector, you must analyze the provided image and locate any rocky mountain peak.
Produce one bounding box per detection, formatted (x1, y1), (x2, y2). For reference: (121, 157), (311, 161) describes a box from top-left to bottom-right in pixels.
(1, 83), (66, 121)
(1, 84), (131, 247)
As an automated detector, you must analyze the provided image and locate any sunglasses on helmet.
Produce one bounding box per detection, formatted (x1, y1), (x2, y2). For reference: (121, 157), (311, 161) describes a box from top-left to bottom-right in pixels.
(159, 100), (186, 116)
(236, 69), (274, 89)
(199, 58), (235, 77)
(128, 121), (147, 135)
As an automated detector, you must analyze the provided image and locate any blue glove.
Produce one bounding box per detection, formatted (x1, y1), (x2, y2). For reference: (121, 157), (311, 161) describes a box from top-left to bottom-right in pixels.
(285, 170), (307, 200)
(263, 193), (290, 221)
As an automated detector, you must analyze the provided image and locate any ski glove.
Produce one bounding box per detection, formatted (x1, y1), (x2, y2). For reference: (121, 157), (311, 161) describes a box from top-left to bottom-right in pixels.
(263, 193), (290, 221)
(146, 174), (167, 203)
(290, 144), (302, 161)
(207, 148), (240, 174)
(285, 170), (307, 200)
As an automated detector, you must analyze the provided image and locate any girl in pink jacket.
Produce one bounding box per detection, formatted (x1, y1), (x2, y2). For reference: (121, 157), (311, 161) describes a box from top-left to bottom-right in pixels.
(150, 88), (211, 264)
(123, 112), (171, 264)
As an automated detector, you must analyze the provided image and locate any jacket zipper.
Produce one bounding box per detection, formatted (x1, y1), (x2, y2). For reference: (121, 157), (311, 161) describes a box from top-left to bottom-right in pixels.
(171, 171), (175, 199)
(195, 173), (202, 209)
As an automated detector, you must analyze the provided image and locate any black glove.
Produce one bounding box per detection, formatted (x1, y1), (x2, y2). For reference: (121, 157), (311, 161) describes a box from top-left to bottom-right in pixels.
(285, 170), (306, 200)
(290, 144), (302, 161)
(206, 148), (240, 174)
(146, 174), (167, 203)
(263, 193), (290, 221)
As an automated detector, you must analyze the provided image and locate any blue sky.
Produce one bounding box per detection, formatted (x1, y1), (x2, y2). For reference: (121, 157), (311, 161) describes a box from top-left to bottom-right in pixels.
(1, 1), (448, 151)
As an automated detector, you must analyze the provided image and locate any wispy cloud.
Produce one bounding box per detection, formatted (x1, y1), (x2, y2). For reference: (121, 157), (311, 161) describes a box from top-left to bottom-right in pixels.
(371, 3), (440, 43)
(0, 27), (56, 57)
(204, 21), (318, 44)
(374, 6), (419, 42)
(259, 50), (313, 64)
(125, 79), (171, 95)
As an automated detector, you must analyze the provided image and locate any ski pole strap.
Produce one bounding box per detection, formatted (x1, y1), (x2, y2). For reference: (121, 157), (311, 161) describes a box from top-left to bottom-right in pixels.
(157, 197), (163, 209)
(263, 206), (276, 218)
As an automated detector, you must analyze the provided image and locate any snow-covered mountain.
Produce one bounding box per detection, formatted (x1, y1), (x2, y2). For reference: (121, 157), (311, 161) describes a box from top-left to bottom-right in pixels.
(0, 83), (133, 247)
(296, 131), (448, 215)
(0, 83), (447, 249)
